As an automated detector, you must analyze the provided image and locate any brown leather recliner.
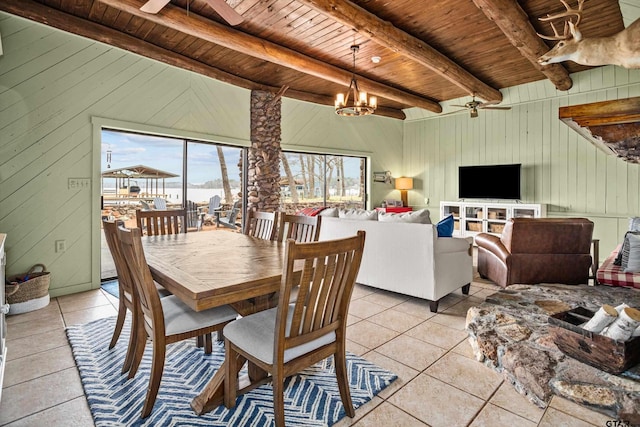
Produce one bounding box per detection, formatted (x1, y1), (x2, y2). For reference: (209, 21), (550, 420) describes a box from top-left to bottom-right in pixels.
(476, 218), (594, 287)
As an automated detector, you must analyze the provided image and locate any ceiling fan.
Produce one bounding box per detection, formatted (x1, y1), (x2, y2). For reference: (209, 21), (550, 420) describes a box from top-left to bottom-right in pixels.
(140, 0), (244, 26)
(449, 96), (511, 118)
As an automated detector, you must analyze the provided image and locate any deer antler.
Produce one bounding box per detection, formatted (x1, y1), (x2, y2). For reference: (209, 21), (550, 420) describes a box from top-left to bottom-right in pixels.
(537, 0), (584, 41)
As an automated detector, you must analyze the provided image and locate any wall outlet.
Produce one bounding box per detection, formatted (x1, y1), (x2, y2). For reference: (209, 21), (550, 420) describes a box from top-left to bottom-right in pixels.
(68, 178), (91, 190)
(55, 240), (66, 253)
(425, 198), (429, 205)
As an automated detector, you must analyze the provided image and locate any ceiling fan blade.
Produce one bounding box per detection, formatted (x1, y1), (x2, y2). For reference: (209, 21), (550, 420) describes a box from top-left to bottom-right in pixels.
(480, 106), (512, 110)
(204, 0), (244, 25)
(450, 104), (467, 108)
(140, 0), (171, 14)
(438, 109), (467, 116)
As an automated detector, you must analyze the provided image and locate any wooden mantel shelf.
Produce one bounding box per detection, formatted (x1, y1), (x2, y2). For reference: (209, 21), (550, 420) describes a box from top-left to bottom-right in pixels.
(559, 97), (640, 163)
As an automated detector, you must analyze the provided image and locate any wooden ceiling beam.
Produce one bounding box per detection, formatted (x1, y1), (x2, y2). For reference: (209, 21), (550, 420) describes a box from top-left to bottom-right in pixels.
(98, 0), (443, 113)
(472, 0), (573, 91)
(0, 0), (405, 120)
(295, 0), (503, 104)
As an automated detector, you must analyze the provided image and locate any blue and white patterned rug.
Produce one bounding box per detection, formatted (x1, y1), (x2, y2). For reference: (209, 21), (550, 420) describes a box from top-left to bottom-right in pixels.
(67, 316), (396, 426)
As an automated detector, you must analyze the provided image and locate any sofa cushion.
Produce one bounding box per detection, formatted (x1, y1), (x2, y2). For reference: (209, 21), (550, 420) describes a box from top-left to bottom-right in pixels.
(338, 209), (378, 220)
(378, 209), (431, 224)
(624, 233), (640, 273)
(318, 207), (339, 217)
(436, 214), (455, 237)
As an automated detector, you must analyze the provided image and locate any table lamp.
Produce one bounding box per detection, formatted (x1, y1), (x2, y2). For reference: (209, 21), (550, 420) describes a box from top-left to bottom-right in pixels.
(395, 177), (413, 207)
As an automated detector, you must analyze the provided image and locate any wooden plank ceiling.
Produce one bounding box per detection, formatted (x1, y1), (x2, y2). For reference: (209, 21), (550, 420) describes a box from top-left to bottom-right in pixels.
(2, 0), (625, 119)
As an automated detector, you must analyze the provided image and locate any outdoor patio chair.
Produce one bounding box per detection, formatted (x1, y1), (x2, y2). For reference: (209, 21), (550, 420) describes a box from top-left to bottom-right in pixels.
(136, 208), (187, 235)
(277, 214), (322, 243)
(139, 200), (152, 211)
(153, 197), (167, 210)
(116, 225), (238, 418)
(244, 210), (278, 241)
(217, 201), (241, 230)
(185, 200), (201, 231)
(199, 195), (222, 225)
(223, 231), (366, 427)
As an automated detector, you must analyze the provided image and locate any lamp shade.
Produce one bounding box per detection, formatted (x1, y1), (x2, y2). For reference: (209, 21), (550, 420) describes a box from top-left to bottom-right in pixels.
(395, 177), (414, 190)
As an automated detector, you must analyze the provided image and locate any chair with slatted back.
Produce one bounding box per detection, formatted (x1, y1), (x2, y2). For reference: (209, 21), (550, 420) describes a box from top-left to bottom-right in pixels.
(102, 219), (138, 375)
(185, 200), (201, 231)
(198, 195), (222, 225)
(217, 200), (242, 230)
(153, 197), (167, 210)
(136, 208), (186, 235)
(223, 231), (366, 427)
(277, 214), (322, 243)
(116, 225), (238, 418)
(244, 210), (278, 241)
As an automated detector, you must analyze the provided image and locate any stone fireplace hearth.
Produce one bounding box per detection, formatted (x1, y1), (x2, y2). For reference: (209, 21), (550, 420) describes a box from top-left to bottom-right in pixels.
(466, 284), (640, 424)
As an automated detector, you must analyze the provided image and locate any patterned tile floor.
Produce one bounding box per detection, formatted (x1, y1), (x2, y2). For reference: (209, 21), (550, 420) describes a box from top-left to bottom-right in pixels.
(0, 273), (613, 426)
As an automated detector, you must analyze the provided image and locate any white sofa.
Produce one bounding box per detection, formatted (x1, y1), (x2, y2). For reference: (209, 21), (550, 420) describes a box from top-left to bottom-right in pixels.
(318, 216), (473, 312)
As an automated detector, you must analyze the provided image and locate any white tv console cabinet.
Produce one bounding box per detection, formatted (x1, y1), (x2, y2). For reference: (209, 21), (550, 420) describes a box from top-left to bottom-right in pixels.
(440, 201), (546, 238)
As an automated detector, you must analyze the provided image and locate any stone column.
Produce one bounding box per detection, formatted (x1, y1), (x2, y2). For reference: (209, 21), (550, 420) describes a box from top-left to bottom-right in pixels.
(247, 90), (282, 212)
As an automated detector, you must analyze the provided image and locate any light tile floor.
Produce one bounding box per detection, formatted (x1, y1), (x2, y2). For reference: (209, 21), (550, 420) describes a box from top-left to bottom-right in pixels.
(0, 277), (614, 426)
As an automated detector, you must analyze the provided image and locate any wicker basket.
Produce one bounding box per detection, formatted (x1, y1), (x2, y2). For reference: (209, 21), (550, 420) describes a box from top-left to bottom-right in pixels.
(467, 222), (482, 232)
(6, 264), (50, 304)
(489, 223), (505, 234)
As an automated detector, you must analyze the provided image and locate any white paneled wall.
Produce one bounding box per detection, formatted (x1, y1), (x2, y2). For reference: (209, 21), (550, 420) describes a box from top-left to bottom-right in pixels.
(0, 12), (251, 296)
(404, 66), (640, 254)
(0, 12), (403, 296)
(620, 0), (640, 27)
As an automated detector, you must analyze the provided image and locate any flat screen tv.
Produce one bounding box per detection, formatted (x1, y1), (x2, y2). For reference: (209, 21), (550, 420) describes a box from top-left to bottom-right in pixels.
(458, 164), (521, 200)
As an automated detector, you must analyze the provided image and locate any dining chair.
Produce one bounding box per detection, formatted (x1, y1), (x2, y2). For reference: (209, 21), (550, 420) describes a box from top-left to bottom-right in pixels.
(102, 220), (138, 374)
(276, 214), (322, 243)
(116, 225), (239, 418)
(223, 230), (366, 427)
(244, 210), (278, 241)
(136, 208), (186, 235)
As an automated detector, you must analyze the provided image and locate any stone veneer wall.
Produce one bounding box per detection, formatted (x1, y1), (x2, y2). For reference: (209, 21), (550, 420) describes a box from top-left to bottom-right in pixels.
(246, 90), (282, 212)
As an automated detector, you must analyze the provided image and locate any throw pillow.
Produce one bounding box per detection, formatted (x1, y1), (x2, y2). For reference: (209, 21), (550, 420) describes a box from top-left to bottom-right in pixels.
(624, 233), (640, 273)
(338, 209), (378, 220)
(296, 206), (326, 217)
(377, 209), (432, 224)
(436, 214), (455, 237)
(318, 207), (339, 217)
(629, 217), (640, 232)
(615, 231), (640, 267)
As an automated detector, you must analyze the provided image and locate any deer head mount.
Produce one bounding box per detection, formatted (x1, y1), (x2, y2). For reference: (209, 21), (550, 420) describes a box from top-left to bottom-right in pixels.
(537, 0), (640, 69)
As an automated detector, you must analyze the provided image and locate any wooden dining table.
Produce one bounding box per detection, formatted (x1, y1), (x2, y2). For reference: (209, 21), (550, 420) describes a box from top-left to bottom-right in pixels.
(141, 230), (291, 415)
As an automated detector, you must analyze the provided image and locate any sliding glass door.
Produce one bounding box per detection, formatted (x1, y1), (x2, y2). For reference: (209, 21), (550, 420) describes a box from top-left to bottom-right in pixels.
(100, 130), (243, 280)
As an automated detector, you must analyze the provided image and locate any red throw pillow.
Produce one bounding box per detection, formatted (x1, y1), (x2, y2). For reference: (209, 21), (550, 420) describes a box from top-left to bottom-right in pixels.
(296, 207), (327, 216)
